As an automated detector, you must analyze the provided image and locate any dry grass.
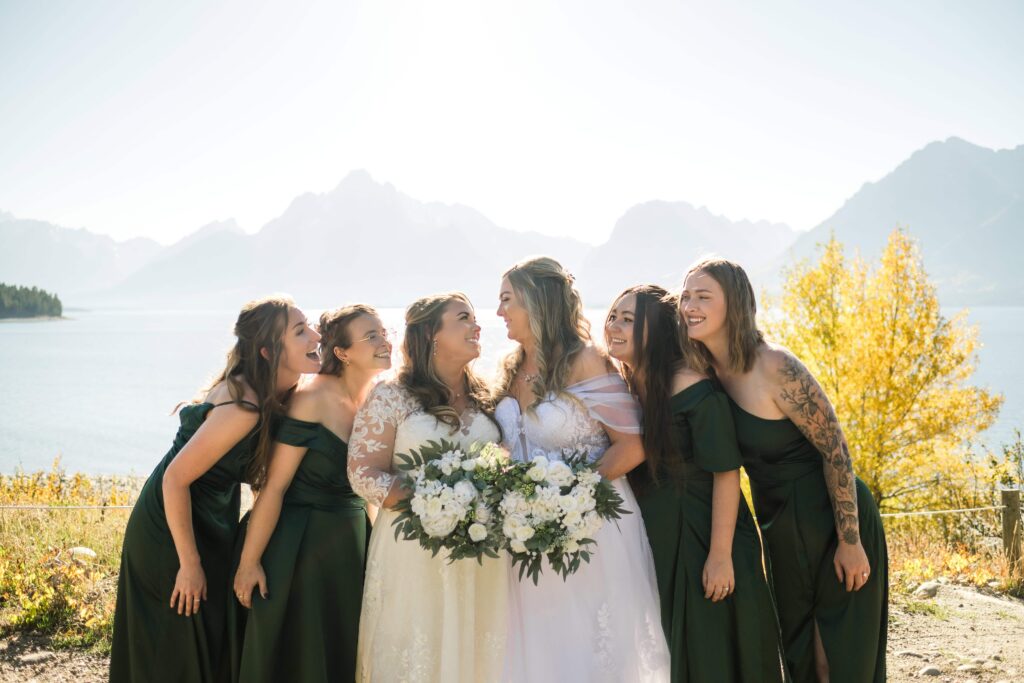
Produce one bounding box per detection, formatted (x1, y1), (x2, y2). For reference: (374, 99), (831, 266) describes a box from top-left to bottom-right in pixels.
(0, 460), (139, 653)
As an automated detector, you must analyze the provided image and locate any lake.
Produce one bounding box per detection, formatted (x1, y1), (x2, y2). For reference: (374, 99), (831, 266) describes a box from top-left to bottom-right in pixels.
(0, 307), (1020, 474)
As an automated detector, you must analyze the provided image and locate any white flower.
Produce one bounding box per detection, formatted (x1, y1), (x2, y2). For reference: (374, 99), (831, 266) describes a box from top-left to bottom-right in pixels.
(461, 458), (478, 472)
(453, 479), (477, 503)
(565, 540), (580, 553)
(510, 539), (528, 554)
(425, 497), (444, 517)
(423, 512), (459, 538)
(563, 509), (582, 528)
(468, 522), (488, 542)
(474, 501), (492, 524)
(546, 460), (574, 487)
(514, 525), (535, 542)
(527, 455), (549, 482)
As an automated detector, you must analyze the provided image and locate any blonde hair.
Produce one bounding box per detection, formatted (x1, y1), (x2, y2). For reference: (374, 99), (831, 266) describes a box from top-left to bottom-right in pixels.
(681, 258), (764, 374)
(495, 256), (590, 408)
(400, 292), (494, 431)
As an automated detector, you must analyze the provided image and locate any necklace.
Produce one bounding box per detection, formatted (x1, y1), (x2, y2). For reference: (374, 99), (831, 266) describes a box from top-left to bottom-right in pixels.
(520, 371), (540, 384)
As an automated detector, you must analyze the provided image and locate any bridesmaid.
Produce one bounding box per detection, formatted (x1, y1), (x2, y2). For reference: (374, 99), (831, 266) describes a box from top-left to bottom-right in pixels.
(605, 285), (785, 682)
(678, 258), (887, 683)
(110, 295), (321, 682)
(230, 304), (392, 682)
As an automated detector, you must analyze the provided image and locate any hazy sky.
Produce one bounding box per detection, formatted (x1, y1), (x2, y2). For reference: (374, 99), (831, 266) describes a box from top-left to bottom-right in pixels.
(2, 0), (1022, 245)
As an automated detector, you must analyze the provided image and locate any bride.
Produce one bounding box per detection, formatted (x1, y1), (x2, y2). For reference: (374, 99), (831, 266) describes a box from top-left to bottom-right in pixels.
(347, 292), (507, 682)
(494, 257), (670, 682)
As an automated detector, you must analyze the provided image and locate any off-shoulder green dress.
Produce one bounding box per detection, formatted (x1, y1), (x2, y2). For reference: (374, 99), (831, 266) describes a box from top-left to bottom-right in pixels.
(728, 397), (887, 683)
(110, 400), (259, 683)
(635, 380), (785, 682)
(229, 416), (370, 683)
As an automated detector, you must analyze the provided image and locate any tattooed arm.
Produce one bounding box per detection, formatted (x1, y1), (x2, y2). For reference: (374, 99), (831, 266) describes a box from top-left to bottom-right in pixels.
(765, 347), (872, 591)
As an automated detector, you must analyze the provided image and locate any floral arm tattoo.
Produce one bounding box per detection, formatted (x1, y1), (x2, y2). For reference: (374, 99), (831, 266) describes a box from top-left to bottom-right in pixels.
(776, 354), (860, 545)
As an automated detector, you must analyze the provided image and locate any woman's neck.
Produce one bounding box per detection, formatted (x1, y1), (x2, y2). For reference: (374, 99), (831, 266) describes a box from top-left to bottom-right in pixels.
(700, 331), (731, 377)
(336, 367), (378, 407)
(434, 359), (468, 398)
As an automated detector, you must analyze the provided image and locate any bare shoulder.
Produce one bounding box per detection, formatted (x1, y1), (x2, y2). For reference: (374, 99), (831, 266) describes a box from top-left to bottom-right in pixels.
(753, 342), (806, 388)
(287, 379), (327, 423)
(670, 366), (709, 395)
(570, 344), (614, 383)
(204, 379), (259, 407)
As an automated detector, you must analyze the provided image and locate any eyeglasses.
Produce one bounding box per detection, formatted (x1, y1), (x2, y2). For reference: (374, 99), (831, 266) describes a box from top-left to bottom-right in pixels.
(355, 328), (397, 345)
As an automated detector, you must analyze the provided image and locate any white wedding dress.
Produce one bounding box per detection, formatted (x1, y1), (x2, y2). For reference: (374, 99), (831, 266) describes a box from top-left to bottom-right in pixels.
(348, 380), (507, 682)
(495, 373), (670, 683)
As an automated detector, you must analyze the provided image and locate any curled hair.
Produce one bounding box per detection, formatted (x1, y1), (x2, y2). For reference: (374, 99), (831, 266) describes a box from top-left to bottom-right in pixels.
(611, 285), (686, 490)
(680, 258), (764, 374)
(399, 292), (495, 432)
(318, 304), (379, 376)
(495, 256), (590, 407)
(192, 294), (295, 489)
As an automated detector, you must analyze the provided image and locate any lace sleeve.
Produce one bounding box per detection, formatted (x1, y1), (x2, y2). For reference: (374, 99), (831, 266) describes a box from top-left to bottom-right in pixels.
(347, 381), (406, 507)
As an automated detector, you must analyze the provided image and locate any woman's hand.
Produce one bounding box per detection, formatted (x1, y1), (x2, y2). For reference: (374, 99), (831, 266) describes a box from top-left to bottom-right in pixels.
(169, 560), (206, 616)
(702, 551), (735, 602)
(834, 539), (872, 591)
(233, 562), (268, 609)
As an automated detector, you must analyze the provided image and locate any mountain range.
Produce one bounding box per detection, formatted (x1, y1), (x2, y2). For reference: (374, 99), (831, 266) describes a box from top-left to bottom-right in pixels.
(3, 137), (1021, 309)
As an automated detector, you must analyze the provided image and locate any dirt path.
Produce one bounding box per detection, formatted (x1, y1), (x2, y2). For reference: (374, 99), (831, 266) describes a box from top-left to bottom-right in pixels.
(3, 583), (1023, 682)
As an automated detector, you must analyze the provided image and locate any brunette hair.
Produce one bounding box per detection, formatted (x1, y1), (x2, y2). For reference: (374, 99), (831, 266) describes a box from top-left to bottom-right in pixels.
(317, 304), (379, 376)
(495, 256), (590, 408)
(400, 292), (494, 432)
(681, 258), (764, 374)
(195, 295), (296, 489)
(611, 285), (686, 488)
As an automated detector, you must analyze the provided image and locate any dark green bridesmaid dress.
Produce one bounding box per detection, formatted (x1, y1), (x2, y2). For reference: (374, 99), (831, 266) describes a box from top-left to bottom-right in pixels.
(109, 400), (259, 683)
(635, 380), (785, 683)
(728, 398), (887, 683)
(228, 416), (369, 683)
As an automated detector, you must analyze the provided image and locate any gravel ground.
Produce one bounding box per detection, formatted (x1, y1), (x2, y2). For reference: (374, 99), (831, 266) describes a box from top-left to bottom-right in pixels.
(2, 582), (1022, 682)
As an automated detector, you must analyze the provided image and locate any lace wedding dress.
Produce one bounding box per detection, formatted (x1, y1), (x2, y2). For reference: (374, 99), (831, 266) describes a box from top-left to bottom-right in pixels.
(495, 373), (670, 683)
(348, 380), (507, 682)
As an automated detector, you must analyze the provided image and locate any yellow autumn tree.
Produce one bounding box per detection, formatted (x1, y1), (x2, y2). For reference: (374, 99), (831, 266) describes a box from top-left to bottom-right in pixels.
(766, 229), (1002, 512)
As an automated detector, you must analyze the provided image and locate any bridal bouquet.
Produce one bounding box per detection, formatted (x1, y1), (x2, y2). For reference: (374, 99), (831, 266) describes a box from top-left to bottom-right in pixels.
(496, 450), (629, 584)
(391, 439), (508, 563)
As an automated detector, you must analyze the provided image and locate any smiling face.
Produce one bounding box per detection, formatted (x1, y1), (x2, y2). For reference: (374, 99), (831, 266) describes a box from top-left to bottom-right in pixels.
(279, 307), (322, 376)
(496, 276), (532, 344)
(604, 293), (638, 365)
(336, 313), (393, 373)
(679, 270), (727, 343)
(434, 299), (482, 366)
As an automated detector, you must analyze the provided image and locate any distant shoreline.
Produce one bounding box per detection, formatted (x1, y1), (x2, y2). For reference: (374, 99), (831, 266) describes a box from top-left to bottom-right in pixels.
(0, 315), (67, 323)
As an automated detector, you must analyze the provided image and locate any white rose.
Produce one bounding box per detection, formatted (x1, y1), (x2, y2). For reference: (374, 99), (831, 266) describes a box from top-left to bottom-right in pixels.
(424, 497), (443, 517)
(565, 540), (580, 553)
(474, 502), (492, 524)
(514, 525), (535, 542)
(468, 522), (488, 542)
(527, 464), (548, 482)
(563, 509), (582, 528)
(461, 458), (478, 472)
(510, 539), (527, 554)
(454, 479), (478, 503)
(546, 461), (574, 487)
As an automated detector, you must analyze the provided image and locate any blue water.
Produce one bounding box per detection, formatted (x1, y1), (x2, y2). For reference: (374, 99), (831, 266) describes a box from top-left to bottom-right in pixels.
(0, 307), (1020, 474)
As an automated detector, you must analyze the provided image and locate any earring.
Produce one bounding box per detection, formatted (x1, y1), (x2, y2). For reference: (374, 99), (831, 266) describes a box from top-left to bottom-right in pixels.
(432, 340), (438, 356)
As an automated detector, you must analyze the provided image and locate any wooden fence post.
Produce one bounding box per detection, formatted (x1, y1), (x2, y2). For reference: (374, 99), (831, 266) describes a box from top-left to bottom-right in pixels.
(1003, 489), (1022, 578)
